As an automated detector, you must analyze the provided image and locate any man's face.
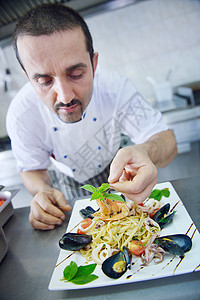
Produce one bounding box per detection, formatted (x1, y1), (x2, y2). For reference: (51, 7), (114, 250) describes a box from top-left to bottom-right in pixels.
(17, 29), (98, 123)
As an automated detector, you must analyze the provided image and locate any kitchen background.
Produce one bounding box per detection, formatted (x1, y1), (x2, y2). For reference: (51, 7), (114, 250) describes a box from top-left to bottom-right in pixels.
(0, 0), (200, 208)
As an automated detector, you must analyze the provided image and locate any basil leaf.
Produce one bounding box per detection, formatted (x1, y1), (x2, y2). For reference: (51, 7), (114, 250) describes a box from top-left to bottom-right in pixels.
(74, 263), (97, 278)
(81, 184), (96, 193)
(154, 193), (162, 201)
(104, 193), (125, 202)
(70, 274), (98, 285)
(91, 191), (101, 200)
(98, 183), (110, 192)
(63, 261), (78, 281)
(161, 189), (170, 198)
(149, 189), (161, 198)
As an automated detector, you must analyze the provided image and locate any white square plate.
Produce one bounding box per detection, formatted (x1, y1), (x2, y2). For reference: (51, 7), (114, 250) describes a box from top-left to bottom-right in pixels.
(48, 182), (200, 291)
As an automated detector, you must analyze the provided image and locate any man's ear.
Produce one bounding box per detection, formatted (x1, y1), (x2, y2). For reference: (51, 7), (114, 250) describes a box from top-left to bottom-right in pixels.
(92, 52), (99, 75)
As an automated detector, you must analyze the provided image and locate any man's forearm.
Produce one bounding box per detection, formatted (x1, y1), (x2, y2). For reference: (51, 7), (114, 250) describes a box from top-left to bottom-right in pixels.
(20, 169), (52, 196)
(135, 129), (177, 168)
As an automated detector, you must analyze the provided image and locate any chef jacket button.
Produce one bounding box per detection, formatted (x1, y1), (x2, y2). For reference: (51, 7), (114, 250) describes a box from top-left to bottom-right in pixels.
(72, 168), (76, 172)
(64, 155), (67, 158)
(98, 164), (101, 168)
(53, 127), (58, 131)
(98, 146), (101, 150)
(93, 117), (97, 121)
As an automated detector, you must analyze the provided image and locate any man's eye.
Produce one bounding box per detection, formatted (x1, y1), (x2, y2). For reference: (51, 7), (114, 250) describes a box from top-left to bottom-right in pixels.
(69, 70), (83, 79)
(38, 78), (52, 87)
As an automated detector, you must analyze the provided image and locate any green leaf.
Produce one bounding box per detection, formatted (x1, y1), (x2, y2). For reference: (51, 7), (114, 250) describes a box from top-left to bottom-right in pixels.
(154, 193), (162, 201)
(70, 274), (99, 285)
(98, 183), (110, 192)
(63, 261), (78, 281)
(161, 189), (170, 198)
(81, 184), (96, 193)
(90, 190), (101, 200)
(62, 262), (99, 285)
(149, 189), (161, 198)
(74, 263), (97, 278)
(104, 193), (125, 202)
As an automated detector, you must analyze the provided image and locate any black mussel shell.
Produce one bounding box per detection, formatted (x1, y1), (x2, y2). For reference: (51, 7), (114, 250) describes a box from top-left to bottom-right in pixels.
(152, 203), (175, 229)
(79, 206), (96, 219)
(152, 203), (170, 223)
(102, 251), (127, 279)
(123, 246), (132, 269)
(154, 234), (192, 257)
(158, 211), (176, 229)
(59, 232), (92, 251)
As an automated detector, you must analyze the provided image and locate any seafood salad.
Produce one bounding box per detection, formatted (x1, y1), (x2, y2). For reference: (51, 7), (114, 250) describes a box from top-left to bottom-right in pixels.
(59, 185), (192, 279)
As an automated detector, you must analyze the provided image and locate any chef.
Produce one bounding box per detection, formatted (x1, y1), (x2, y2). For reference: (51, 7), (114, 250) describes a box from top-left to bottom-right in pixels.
(6, 3), (177, 230)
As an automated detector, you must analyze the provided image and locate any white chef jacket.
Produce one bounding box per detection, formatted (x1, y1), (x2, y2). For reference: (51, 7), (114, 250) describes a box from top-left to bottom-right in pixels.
(6, 68), (168, 183)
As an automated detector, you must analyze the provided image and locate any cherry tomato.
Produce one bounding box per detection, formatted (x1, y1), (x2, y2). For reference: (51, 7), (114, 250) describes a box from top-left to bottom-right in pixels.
(130, 240), (145, 256)
(80, 218), (92, 229)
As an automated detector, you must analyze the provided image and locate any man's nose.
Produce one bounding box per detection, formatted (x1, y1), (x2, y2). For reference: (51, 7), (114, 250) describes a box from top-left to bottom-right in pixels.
(54, 79), (75, 104)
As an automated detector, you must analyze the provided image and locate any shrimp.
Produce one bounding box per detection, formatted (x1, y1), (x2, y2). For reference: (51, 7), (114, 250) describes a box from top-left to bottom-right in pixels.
(94, 198), (129, 221)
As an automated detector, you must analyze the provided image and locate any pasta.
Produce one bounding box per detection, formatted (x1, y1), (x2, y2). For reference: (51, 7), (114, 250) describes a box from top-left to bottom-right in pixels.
(79, 206), (161, 265)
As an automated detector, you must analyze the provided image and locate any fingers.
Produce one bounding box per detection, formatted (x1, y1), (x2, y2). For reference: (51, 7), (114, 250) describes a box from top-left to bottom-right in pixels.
(108, 146), (158, 203)
(48, 190), (71, 212)
(108, 148), (132, 183)
(113, 176), (157, 203)
(29, 190), (71, 230)
(29, 210), (56, 230)
(110, 164), (157, 193)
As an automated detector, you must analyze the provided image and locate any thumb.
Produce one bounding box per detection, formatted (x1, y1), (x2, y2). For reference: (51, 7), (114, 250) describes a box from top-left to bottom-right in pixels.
(108, 148), (131, 183)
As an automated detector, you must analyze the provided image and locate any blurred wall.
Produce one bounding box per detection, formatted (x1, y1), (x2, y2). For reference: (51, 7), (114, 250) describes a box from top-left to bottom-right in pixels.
(0, 0), (200, 137)
(87, 0), (200, 99)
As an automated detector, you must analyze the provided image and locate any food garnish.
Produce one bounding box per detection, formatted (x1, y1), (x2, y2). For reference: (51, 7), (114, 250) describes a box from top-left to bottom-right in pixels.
(81, 183), (125, 202)
(149, 188), (170, 201)
(61, 261), (98, 285)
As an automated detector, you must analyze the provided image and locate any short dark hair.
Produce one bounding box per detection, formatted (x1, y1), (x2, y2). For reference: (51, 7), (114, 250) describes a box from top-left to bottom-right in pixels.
(13, 3), (94, 71)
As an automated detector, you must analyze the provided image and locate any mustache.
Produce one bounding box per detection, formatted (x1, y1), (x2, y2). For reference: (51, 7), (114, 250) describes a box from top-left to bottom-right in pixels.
(54, 99), (82, 111)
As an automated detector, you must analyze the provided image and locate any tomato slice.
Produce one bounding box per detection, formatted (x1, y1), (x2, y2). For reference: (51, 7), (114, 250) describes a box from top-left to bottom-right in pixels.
(81, 218), (92, 229)
(77, 228), (85, 234)
(77, 218), (92, 234)
(0, 200), (5, 207)
(130, 240), (145, 256)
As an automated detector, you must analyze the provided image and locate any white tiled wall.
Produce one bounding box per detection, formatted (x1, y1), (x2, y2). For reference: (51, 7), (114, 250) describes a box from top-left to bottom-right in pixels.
(0, 0), (200, 137)
(86, 0), (200, 98)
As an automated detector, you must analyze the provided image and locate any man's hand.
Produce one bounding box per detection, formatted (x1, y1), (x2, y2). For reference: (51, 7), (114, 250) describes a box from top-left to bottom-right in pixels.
(108, 146), (158, 203)
(29, 188), (71, 230)
(108, 130), (177, 203)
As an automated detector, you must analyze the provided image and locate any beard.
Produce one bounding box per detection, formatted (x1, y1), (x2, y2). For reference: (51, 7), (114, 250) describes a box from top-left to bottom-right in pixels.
(54, 99), (83, 123)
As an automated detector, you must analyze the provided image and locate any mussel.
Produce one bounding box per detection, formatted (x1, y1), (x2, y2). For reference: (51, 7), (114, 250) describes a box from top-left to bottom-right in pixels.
(59, 232), (92, 251)
(123, 246), (132, 270)
(152, 203), (175, 229)
(102, 246), (131, 279)
(154, 234), (192, 257)
(79, 206), (96, 219)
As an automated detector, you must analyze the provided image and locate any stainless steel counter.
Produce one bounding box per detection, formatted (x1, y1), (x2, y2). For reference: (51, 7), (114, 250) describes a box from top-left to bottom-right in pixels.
(0, 176), (200, 300)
